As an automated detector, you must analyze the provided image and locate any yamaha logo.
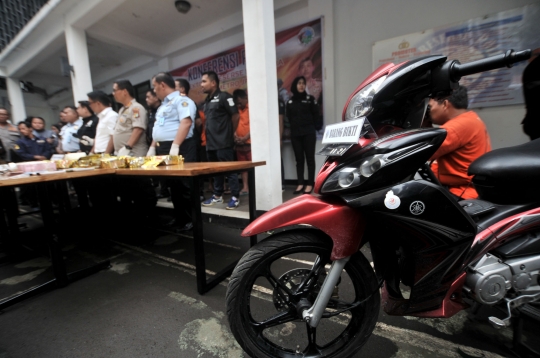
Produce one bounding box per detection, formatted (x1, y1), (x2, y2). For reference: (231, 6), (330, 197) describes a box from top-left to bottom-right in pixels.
(409, 201), (425, 215)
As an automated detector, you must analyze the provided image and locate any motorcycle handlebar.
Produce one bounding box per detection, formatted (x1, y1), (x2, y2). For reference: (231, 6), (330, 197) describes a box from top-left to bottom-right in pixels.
(450, 49), (531, 80)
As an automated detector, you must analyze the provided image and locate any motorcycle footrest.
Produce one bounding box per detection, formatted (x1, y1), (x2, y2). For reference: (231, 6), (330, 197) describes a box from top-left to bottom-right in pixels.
(519, 304), (540, 322)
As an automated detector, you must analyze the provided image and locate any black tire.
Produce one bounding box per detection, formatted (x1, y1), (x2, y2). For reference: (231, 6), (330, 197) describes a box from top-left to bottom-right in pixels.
(226, 230), (380, 358)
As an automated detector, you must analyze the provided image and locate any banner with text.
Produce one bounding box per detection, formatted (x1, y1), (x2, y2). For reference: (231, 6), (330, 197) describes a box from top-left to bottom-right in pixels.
(170, 18), (323, 139)
(372, 4), (540, 108)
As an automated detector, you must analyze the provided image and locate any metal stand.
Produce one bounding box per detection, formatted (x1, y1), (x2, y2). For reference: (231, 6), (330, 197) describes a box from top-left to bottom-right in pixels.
(190, 167), (258, 294)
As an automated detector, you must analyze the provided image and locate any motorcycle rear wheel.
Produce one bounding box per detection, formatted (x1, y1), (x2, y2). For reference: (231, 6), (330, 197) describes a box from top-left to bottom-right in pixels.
(226, 230), (380, 358)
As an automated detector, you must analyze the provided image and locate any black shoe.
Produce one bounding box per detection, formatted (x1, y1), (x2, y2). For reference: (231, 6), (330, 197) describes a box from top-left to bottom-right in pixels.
(303, 186), (313, 194)
(175, 222), (193, 233)
(293, 186), (304, 194)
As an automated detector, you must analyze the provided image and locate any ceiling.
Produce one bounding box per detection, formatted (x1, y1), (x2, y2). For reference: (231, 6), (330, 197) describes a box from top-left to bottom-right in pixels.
(88, 0), (242, 45)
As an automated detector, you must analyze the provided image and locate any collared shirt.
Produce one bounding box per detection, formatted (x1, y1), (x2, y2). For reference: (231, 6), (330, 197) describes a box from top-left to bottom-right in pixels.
(153, 91), (196, 143)
(60, 118), (84, 152)
(94, 107), (118, 153)
(204, 89), (238, 150)
(114, 99), (148, 156)
(0, 123), (20, 161)
(13, 136), (53, 161)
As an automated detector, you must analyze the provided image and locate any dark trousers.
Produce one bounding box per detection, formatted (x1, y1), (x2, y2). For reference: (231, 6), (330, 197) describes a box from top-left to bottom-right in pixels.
(291, 133), (317, 186)
(207, 147), (240, 197)
(156, 139), (197, 224)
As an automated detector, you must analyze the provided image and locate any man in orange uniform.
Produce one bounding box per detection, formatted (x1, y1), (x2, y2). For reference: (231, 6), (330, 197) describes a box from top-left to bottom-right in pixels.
(429, 86), (491, 199)
(233, 89), (251, 195)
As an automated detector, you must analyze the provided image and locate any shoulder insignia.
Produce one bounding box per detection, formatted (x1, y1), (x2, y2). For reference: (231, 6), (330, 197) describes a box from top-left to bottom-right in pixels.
(314, 100), (317, 104)
(182, 101), (189, 107)
(133, 108), (140, 118)
(13, 144), (20, 150)
(227, 98), (235, 106)
(288, 100), (292, 104)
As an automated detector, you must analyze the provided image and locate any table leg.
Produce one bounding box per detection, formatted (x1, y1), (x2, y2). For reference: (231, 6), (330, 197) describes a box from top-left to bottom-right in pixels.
(0, 182), (110, 311)
(248, 167), (258, 247)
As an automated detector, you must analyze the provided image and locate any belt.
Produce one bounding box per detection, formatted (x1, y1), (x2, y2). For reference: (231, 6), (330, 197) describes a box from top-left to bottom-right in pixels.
(155, 137), (193, 147)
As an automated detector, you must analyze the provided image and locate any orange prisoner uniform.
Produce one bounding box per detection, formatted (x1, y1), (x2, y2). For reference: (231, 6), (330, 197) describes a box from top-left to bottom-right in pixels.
(235, 104), (250, 144)
(430, 111), (491, 199)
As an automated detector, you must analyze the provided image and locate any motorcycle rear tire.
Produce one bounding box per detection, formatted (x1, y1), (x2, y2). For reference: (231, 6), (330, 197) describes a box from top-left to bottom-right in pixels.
(226, 230), (380, 358)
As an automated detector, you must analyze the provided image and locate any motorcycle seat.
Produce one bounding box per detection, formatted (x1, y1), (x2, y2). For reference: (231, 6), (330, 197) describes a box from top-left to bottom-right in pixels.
(469, 138), (540, 204)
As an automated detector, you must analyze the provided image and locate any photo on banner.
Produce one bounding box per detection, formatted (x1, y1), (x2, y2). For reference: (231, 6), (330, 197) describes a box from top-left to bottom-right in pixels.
(169, 18), (323, 141)
(372, 3), (540, 108)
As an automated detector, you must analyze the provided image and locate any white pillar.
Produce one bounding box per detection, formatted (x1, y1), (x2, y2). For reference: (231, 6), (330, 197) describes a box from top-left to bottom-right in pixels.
(65, 25), (93, 102)
(242, 0), (282, 211)
(6, 77), (26, 123)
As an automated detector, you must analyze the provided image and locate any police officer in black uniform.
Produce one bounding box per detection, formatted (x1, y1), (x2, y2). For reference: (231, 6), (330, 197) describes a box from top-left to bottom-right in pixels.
(286, 76), (319, 195)
(12, 121), (53, 161)
(75, 101), (99, 154)
(200, 71), (241, 210)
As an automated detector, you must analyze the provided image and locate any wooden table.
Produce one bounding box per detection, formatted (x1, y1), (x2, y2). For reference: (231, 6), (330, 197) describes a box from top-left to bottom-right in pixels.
(1, 161), (266, 301)
(0, 169), (115, 310)
(116, 161), (266, 294)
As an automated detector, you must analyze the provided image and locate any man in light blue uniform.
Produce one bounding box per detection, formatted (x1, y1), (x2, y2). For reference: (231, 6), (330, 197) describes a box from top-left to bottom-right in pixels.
(148, 72), (197, 232)
(60, 106), (83, 153)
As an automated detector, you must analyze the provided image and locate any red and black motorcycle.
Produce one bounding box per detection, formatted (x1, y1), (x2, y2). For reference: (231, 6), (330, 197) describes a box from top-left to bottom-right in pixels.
(226, 49), (540, 358)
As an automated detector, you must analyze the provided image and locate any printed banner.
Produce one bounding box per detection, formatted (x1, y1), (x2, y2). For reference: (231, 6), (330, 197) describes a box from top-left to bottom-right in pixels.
(372, 4), (540, 108)
(170, 18), (323, 139)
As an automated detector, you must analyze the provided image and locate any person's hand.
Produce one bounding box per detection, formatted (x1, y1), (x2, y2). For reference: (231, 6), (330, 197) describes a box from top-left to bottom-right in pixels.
(117, 146), (132, 157)
(169, 143), (180, 156)
(146, 146), (156, 156)
(80, 135), (94, 146)
(46, 138), (53, 144)
(34, 155), (47, 160)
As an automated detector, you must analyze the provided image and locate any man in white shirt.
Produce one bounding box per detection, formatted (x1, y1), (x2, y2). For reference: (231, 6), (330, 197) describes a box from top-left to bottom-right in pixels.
(87, 91), (118, 154)
(59, 106), (83, 153)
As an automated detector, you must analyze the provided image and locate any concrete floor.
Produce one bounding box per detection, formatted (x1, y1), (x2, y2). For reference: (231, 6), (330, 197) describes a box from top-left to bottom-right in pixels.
(0, 187), (539, 357)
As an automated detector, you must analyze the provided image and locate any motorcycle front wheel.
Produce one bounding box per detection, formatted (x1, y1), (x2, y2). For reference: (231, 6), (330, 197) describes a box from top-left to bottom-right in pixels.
(226, 230), (380, 358)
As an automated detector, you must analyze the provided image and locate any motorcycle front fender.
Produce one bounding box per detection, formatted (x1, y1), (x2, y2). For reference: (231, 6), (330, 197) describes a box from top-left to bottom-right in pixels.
(243, 195), (366, 260)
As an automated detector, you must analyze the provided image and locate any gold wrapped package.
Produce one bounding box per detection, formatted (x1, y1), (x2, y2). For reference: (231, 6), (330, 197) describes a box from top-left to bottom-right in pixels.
(75, 154), (110, 168)
(99, 157), (127, 169)
(141, 158), (163, 168)
(55, 159), (76, 169)
(128, 157), (149, 168)
(149, 155), (184, 166)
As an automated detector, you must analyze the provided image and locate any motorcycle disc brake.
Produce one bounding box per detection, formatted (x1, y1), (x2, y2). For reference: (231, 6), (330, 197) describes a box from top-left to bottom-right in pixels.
(272, 268), (326, 314)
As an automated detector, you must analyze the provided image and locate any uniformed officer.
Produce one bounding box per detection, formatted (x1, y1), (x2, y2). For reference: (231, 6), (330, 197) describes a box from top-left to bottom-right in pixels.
(112, 80), (156, 219)
(12, 121), (53, 161)
(148, 72), (197, 232)
(112, 79), (148, 157)
(59, 106), (84, 153)
(200, 71), (241, 210)
(75, 101), (98, 154)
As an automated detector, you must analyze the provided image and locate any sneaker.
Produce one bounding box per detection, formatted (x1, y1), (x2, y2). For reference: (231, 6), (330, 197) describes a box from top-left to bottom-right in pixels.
(226, 196), (240, 210)
(202, 195), (223, 206)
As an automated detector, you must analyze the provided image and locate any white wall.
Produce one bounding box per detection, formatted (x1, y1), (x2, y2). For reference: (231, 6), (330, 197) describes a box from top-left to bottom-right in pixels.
(334, 0), (538, 149)
(0, 89), (60, 127)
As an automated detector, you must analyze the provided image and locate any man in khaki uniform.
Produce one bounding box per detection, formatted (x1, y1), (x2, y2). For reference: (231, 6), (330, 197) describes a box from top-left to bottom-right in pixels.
(112, 79), (148, 157)
(112, 79), (156, 221)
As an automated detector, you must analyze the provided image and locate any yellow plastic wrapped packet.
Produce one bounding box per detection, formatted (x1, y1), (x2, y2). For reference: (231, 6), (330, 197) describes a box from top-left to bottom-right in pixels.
(161, 155), (183, 166)
(55, 159), (76, 169)
(99, 157), (126, 169)
(128, 157), (148, 168)
(141, 158), (163, 168)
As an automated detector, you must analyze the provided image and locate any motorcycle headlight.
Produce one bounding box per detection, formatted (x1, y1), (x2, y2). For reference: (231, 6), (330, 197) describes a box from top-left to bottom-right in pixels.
(321, 143), (423, 193)
(344, 76), (387, 120)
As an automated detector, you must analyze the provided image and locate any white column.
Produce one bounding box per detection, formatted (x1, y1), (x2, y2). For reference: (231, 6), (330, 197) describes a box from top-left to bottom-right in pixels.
(65, 25), (93, 102)
(157, 57), (171, 72)
(242, 0), (282, 211)
(6, 77), (26, 123)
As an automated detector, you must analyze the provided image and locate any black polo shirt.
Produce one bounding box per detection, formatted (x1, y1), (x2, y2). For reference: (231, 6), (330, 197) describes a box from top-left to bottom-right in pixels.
(204, 89), (238, 151)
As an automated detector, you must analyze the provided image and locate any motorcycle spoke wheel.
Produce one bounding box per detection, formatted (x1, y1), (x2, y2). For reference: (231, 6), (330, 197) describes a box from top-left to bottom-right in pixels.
(226, 230), (380, 358)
